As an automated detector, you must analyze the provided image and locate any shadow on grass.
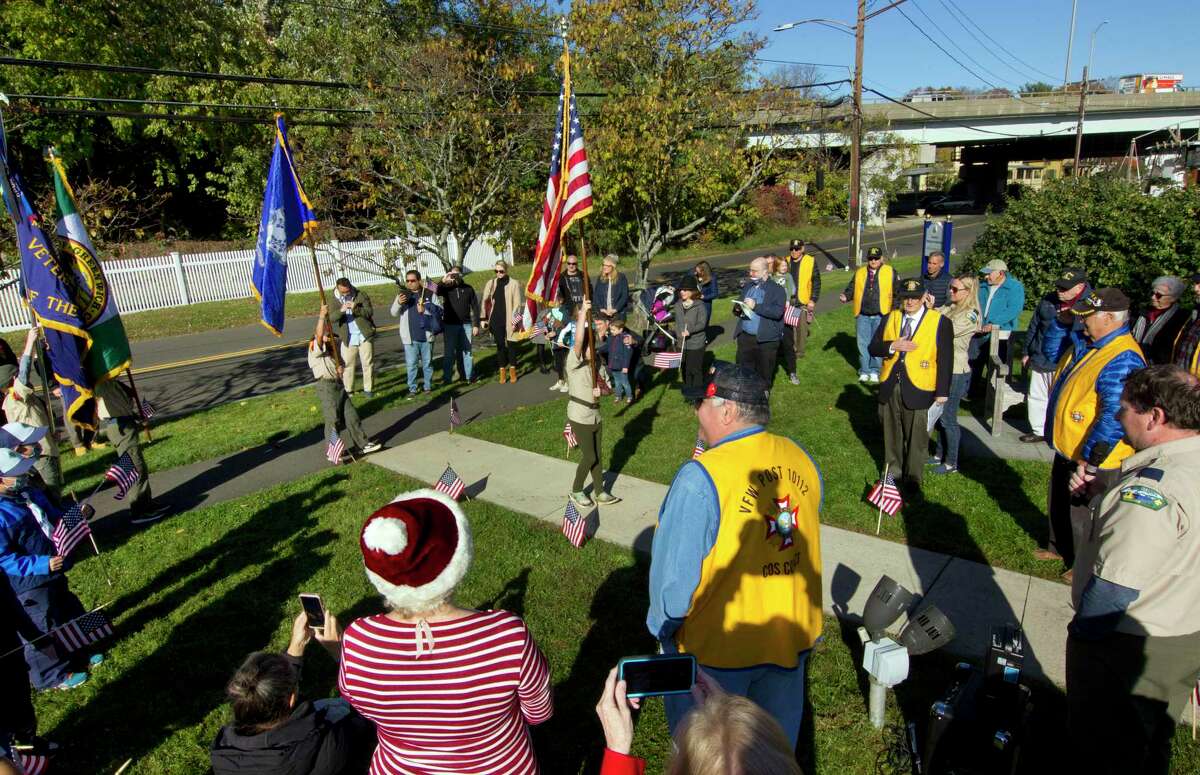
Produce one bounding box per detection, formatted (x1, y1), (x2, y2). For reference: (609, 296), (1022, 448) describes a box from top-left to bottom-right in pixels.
(50, 475), (348, 772)
(835, 383), (885, 472)
(823, 331), (861, 375)
(607, 385), (666, 479)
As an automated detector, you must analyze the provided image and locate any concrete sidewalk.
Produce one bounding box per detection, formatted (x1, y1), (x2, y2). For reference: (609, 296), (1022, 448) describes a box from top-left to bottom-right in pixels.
(370, 431), (1072, 686)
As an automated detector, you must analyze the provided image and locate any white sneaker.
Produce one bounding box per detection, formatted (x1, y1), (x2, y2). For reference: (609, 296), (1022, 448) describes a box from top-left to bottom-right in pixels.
(362, 441), (382, 454)
(858, 373), (870, 383)
(549, 380), (563, 391)
(869, 373), (880, 383)
(557, 382), (569, 393)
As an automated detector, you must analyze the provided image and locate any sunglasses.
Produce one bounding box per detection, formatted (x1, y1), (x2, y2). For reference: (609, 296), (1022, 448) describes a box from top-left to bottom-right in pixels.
(566, 262), (578, 267)
(494, 269), (506, 274)
(1151, 291), (1169, 299)
(950, 285), (965, 292)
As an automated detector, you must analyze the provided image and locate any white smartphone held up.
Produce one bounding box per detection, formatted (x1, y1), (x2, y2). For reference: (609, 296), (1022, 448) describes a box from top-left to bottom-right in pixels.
(298, 593), (326, 630)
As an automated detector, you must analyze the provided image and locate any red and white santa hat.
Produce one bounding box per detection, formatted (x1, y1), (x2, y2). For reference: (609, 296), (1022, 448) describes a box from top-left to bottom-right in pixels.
(360, 489), (473, 613)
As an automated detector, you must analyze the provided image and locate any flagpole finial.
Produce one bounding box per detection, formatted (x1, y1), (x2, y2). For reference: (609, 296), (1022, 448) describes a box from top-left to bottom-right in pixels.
(557, 15), (569, 42)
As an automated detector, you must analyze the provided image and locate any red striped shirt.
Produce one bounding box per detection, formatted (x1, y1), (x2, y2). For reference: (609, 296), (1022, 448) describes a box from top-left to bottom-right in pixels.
(339, 610), (553, 774)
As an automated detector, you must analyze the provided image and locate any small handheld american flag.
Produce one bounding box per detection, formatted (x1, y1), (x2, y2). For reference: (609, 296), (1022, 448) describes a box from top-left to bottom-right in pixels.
(561, 498), (588, 548)
(563, 422), (578, 450)
(783, 304), (802, 327)
(651, 351), (682, 369)
(105, 452), (140, 501)
(531, 319), (549, 339)
(423, 279), (439, 295)
(51, 502), (92, 558)
(139, 399), (157, 420)
(692, 436), (706, 460)
(434, 465), (466, 501)
(511, 307), (526, 334)
(449, 397), (462, 429)
(868, 471), (904, 517)
(52, 608), (113, 653)
(326, 429), (345, 464)
(15, 751), (48, 775)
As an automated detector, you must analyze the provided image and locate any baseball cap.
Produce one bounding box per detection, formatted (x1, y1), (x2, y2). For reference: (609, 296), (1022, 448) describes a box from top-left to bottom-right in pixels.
(1071, 287), (1130, 316)
(979, 259), (1008, 274)
(789, 238), (805, 250)
(1191, 272), (1200, 283)
(866, 247), (884, 260)
(1054, 267), (1088, 289)
(696, 362), (770, 407)
(897, 278), (927, 299)
(0, 448), (35, 477)
(679, 275), (700, 292)
(0, 422), (47, 450)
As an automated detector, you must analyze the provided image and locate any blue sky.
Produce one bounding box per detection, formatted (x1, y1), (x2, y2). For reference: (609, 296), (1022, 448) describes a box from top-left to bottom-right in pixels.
(751, 0), (1198, 98)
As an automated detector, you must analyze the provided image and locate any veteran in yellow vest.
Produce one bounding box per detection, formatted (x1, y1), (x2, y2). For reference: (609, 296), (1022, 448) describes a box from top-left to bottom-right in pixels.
(787, 238), (822, 361)
(867, 278), (954, 493)
(1171, 272), (1200, 377)
(647, 363), (822, 747)
(1038, 288), (1146, 573)
(840, 246), (895, 382)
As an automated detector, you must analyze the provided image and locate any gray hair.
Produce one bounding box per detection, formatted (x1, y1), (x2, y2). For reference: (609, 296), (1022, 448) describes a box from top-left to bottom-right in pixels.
(1109, 309), (1129, 324)
(603, 254), (619, 266)
(1151, 276), (1185, 299)
(709, 396), (771, 426)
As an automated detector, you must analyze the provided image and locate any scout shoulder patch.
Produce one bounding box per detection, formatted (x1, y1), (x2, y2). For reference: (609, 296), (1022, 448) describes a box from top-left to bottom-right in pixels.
(1119, 484), (1168, 511)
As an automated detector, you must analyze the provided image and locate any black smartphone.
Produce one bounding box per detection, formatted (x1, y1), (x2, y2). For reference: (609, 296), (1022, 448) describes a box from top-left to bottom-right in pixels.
(298, 593), (325, 629)
(617, 654), (697, 699)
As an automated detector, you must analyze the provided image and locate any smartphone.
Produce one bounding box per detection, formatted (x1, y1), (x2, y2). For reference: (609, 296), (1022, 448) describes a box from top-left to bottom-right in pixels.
(617, 654), (697, 699)
(298, 593), (325, 629)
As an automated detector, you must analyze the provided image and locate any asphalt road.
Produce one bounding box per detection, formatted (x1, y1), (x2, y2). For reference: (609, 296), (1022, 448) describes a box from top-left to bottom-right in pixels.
(128, 214), (989, 417)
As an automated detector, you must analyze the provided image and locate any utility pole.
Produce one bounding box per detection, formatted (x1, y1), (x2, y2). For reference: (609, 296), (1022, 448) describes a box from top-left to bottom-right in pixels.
(848, 0), (866, 270)
(1073, 66), (1088, 175)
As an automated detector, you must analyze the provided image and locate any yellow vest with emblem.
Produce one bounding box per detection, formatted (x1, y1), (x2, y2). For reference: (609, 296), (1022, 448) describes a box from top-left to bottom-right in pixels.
(676, 430), (823, 669)
(852, 264), (894, 316)
(1173, 315), (1200, 377)
(1051, 333), (1143, 468)
(792, 253), (816, 304)
(878, 309), (942, 392)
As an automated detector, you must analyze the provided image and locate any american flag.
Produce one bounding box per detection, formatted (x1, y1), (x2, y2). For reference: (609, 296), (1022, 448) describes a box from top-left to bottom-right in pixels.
(52, 608), (112, 653)
(511, 307), (526, 334)
(326, 429), (345, 464)
(139, 399), (157, 420)
(434, 465), (466, 501)
(524, 49), (594, 328)
(651, 351), (683, 369)
(449, 397), (462, 428)
(423, 279), (439, 295)
(15, 751), (48, 775)
(692, 436), (706, 460)
(563, 422), (578, 450)
(561, 498), (588, 548)
(783, 304), (803, 327)
(531, 319), (549, 339)
(51, 502), (91, 558)
(868, 472), (904, 516)
(105, 452), (140, 500)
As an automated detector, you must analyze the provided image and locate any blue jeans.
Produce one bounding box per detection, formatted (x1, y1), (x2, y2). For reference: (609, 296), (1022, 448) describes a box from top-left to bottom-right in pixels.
(665, 650), (811, 747)
(612, 370), (632, 400)
(935, 372), (971, 467)
(404, 341), (432, 393)
(856, 314), (883, 376)
(442, 324), (473, 382)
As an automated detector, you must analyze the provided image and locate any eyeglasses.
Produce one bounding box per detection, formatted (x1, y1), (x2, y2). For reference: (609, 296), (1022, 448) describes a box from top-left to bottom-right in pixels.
(566, 262), (578, 267)
(494, 269), (506, 274)
(1151, 291), (1169, 299)
(949, 285), (965, 293)
(405, 279), (420, 284)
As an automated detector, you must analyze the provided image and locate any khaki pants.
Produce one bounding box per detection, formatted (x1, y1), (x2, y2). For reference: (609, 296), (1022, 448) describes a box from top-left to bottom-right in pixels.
(341, 339), (374, 393)
(879, 389), (929, 486)
(794, 313), (811, 360)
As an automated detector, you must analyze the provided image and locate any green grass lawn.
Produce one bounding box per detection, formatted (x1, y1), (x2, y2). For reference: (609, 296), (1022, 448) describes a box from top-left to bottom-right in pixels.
(462, 298), (1062, 580)
(39, 462), (1194, 774)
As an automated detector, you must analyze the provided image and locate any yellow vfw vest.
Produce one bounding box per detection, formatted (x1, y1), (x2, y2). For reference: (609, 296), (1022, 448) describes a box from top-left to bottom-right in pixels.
(852, 264), (894, 316)
(792, 253), (816, 304)
(1051, 333), (1143, 468)
(878, 309), (942, 392)
(676, 429), (823, 669)
(1172, 314), (1200, 377)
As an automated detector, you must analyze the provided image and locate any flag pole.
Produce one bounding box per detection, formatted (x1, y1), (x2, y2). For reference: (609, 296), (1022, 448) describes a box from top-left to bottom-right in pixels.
(875, 463), (889, 535)
(307, 233), (344, 370)
(122, 369), (152, 441)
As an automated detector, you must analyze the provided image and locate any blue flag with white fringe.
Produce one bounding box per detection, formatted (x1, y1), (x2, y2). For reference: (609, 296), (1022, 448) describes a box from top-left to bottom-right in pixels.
(251, 114), (318, 336)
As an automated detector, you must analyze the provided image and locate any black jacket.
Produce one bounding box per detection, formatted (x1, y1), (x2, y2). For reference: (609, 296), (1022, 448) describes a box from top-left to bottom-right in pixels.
(1131, 304), (1189, 365)
(211, 681), (375, 775)
(437, 282), (480, 327)
(923, 270), (951, 309)
(557, 272), (590, 316)
(868, 310), (954, 410)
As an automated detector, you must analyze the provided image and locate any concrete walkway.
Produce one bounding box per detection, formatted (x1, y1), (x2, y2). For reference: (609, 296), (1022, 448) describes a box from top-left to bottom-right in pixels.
(370, 431), (1072, 686)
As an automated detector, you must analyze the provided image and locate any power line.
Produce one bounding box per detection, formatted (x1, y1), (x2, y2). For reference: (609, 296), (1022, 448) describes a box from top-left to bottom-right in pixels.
(902, 0), (1015, 90)
(932, 0), (1044, 85)
(939, 0), (1059, 83)
(5, 93), (368, 115)
(862, 86), (1074, 138)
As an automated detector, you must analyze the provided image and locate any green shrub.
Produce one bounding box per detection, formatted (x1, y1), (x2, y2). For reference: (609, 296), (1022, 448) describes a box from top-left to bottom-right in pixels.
(965, 177), (1200, 302)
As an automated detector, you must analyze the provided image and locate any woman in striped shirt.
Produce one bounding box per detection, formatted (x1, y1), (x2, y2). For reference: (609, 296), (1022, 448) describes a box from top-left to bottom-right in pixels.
(336, 489), (554, 774)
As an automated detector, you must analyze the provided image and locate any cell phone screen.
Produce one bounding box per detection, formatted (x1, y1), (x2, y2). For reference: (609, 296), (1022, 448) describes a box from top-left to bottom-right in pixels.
(299, 594), (325, 629)
(619, 655), (696, 698)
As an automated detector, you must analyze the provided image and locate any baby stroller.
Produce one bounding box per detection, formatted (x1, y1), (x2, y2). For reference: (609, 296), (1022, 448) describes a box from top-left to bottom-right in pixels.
(631, 283), (678, 355)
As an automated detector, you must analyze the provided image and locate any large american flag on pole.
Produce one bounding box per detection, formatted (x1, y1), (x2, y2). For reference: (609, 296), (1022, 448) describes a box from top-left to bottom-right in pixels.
(868, 471), (904, 516)
(51, 608), (112, 652)
(51, 502), (92, 558)
(525, 46), (593, 325)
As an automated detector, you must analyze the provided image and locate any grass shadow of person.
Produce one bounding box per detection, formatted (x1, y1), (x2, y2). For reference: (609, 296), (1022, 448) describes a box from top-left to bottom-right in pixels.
(835, 383), (886, 472)
(606, 386), (666, 478)
(823, 331), (862, 374)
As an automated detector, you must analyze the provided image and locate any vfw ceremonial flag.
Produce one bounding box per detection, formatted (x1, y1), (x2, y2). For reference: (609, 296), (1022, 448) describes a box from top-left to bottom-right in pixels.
(0, 118), (95, 427)
(51, 502), (92, 558)
(868, 471), (903, 516)
(561, 498), (588, 548)
(251, 115), (319, 336)
(47, 148), (132, 385)
(52, 608), (112, 652)
(525, 47), (593, 324)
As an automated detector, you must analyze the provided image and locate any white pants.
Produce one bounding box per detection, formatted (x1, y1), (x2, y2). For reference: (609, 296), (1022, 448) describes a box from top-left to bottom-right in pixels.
(1027, 369), (1054, 436)
(341, 339), (374, 393)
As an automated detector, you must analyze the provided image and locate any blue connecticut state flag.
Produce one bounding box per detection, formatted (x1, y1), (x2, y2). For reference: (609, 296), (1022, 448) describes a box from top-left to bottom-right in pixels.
(0, 115), (96, 427)
(251, 114), (318, 336)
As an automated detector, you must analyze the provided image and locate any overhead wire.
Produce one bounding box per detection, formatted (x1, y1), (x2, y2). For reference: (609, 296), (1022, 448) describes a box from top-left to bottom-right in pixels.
(938, 0), (1059, 83)
(932, 0), (1046, 85)
(902, 0), (1018, 91)
(862, 86), (1075, 138)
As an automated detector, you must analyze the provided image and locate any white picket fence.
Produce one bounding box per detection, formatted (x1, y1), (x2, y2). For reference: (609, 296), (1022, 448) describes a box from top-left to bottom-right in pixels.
(0, 234), (514, 332)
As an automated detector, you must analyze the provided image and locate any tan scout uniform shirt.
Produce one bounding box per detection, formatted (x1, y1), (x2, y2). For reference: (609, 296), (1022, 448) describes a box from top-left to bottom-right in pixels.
(1071, 434), (1200, 637)
(565, 349), (600, 425)
(307, 339), (340, 382)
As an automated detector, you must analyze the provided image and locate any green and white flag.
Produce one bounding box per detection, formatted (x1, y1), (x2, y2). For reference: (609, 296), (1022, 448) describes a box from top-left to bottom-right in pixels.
(46, 148), (131, 384)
